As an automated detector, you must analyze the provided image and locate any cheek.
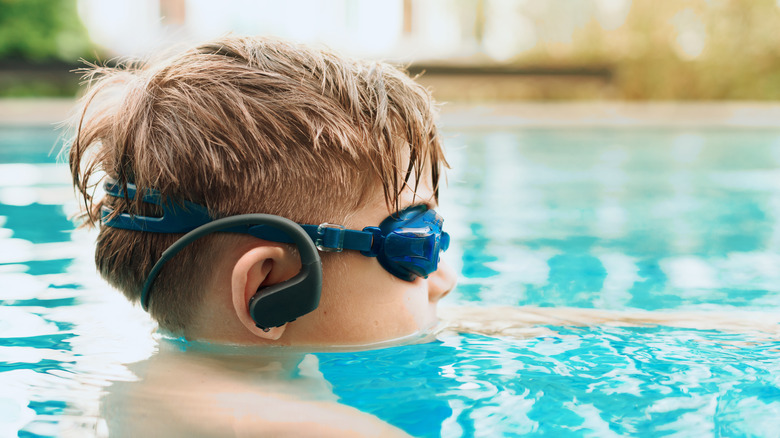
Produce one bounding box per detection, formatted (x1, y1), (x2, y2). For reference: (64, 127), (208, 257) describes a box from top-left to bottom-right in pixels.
(316, 255), (431, 339)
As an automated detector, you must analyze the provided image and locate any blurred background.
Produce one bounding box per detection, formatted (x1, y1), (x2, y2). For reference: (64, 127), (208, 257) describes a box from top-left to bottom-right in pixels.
(2, 0), (780, 102)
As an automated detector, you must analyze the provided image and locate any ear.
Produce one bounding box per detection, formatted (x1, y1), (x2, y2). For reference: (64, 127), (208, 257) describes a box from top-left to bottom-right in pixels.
(230, 245), (299, 341)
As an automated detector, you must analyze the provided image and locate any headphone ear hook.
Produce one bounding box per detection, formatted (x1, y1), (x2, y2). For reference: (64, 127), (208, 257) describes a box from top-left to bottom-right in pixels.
(140, 214), (323, 328)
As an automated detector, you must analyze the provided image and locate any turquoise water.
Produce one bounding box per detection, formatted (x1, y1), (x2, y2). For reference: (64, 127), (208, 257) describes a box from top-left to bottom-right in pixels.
(2, 125), (780, 437)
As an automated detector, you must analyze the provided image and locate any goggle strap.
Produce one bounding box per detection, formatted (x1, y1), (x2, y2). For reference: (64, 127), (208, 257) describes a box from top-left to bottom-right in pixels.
(102, 178), (213, 233)
(100, 178), (379, 253)
(246, 224), (375, 254)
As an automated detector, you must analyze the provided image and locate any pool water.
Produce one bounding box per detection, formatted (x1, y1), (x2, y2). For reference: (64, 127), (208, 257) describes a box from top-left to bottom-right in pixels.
(2, 125), (780, 437)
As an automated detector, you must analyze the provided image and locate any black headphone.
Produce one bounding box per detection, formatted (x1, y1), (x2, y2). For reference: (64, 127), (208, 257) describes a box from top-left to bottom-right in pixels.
(140, 214), (323, 330)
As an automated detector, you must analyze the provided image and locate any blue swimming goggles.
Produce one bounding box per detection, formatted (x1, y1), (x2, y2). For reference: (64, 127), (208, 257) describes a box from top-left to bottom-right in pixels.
(101, 178), (450, 324)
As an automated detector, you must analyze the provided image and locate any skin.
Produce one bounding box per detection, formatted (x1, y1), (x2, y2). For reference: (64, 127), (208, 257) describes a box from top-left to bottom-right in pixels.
(190, 175), (457, 347)
(104, 341), (413, 437)
(104, 177), (453, 438)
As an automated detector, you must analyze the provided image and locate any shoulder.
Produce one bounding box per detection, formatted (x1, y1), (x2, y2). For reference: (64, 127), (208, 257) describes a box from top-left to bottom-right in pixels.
(104, 386), (408, 437)
(101, 354), (409, 438)
(230, 395), (410, 437)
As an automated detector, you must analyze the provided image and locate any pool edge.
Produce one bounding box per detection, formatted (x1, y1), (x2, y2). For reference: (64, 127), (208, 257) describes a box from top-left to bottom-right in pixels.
(2, 98), (780, 128)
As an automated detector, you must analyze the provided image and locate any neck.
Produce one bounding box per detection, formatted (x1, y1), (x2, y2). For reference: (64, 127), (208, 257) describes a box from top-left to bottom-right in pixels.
(156, 335), (325, 388)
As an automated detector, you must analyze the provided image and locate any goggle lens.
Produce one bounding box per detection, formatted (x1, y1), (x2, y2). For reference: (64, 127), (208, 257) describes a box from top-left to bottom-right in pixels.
(377, 205), (449, 281)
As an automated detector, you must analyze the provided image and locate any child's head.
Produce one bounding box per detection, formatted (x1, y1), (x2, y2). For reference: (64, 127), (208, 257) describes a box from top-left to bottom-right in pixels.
(69, 36), (455, 345)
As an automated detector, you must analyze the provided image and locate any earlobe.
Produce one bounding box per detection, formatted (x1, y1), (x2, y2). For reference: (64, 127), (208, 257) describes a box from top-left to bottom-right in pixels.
(252, 323), (286, 340)
(230, 245), (292, 341)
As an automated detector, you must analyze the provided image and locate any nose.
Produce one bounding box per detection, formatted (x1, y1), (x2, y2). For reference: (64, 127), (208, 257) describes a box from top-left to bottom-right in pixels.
(428, 260), (456, 302)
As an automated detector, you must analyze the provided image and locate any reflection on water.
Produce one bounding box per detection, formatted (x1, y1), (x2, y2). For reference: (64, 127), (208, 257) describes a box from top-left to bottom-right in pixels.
(319, 328), (780, 437)
(2, 126), (780, 437)
(0, 127), (156, 437)
(441, 127), (780, 311)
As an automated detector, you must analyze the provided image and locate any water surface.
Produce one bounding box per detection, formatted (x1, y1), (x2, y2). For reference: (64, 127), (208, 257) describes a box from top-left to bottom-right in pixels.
(2, 125), (780, 437)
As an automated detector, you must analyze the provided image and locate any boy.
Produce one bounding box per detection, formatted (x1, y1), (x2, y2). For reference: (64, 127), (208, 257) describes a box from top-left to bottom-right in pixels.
(69, 35), (456, 347)
(68, 35), (454, 436)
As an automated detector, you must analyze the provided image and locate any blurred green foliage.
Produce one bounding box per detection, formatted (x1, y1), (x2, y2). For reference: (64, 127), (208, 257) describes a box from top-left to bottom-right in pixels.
(1, 0), (779, 99)
(0, 74), (76, 97)
(0, 0), (94, 96)
(0, 0), (91, 60)
(514, 0), (780, 100)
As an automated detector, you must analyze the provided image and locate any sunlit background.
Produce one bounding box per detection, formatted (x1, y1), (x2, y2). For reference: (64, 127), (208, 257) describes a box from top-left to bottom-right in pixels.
(2, 0), (780, 100)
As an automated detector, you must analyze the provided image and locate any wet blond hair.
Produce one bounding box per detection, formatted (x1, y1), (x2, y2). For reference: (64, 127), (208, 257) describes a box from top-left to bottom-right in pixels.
(69, 36), (446, 332)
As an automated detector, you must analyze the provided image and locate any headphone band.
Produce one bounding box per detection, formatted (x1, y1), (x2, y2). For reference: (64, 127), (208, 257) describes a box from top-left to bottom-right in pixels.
(140, 214), (322, 329)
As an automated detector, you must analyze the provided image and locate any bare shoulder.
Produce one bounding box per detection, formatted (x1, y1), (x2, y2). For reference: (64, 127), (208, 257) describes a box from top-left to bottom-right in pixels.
(102, 351), (410, 438)
(229, 395), (411, 438)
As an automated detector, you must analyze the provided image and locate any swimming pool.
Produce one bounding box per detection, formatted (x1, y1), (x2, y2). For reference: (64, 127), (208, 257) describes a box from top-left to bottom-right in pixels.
(2, 120), (780, 437)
